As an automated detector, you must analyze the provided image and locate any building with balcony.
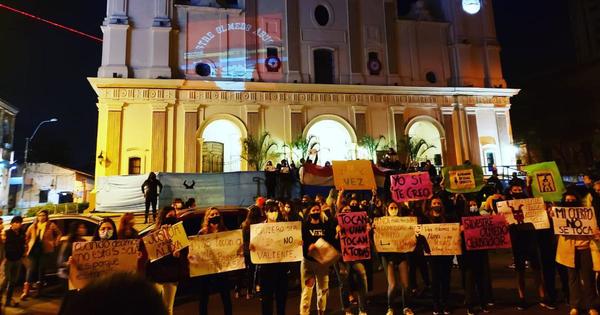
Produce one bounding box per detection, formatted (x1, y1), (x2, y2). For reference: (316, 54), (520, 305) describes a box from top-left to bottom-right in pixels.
(90, 0), (519, 179)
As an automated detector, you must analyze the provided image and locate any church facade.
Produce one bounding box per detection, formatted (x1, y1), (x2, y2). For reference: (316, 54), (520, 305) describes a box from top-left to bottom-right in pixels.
(90, 0), (519, 179)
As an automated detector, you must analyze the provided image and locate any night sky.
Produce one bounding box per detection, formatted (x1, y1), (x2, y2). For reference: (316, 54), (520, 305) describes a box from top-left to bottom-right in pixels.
(0, 0), (578, 174)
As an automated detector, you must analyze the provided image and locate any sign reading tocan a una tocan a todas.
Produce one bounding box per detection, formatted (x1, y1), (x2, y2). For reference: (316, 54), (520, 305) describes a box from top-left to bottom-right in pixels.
(337, 211), (371, 261)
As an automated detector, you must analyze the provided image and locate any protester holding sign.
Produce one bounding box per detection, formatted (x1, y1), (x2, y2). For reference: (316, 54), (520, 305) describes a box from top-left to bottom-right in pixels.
(555, 192), (600, 315)
(457, 196), (495, 314)
(253, 200), (291, 315)
(146, 206), (187, 315)
(300, 203), (335, 315)
(503, 185), (546, 311)
(197, 207), (233, 315)
(375, 201), (416, 315)
(238, 205), (264, 300)
(422, 197), (456, 315)
(92, 217), (118, 241)
(335, 205), (370, 315)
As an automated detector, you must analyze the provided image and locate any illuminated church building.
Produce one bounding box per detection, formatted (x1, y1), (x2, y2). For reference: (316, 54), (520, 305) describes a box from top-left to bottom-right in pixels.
(90, 0), (518, 178)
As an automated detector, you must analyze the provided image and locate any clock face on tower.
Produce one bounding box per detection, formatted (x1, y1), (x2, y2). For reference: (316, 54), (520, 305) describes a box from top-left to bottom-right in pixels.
(462, 0), (481, 15)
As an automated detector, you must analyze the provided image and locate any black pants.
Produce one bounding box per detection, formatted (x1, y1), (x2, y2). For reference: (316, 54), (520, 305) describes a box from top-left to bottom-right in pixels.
(198, 274), (233, 315)
(569, 249), (600, 310)
(537, 229), (559, 303)
(145, 196), (158, 221)
(429, 256), (453, 310)
(461, 251), (493, 307)
(409, 251), (430, 289)
(259, 264), (288, 315)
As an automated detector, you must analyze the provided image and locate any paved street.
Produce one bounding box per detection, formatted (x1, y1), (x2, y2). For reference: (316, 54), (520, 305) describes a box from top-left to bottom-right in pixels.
(3, 250), (574, 315)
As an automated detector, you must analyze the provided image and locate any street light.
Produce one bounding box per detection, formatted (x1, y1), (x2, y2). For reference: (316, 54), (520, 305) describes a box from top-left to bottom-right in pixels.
(20, 118), (58, 208)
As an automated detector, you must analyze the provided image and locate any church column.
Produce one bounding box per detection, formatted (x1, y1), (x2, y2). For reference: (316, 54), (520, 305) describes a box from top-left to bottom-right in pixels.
(97, 102), (124, 178)
(441, 106), (460, 166)
(465, 106), (481, 165)
(245, 105), (263, 138)
(148, 0), (172, 79)
(151, 103), (169, 172)
(353, 105), (368, 140)
(495, 106), (515, 167)
(98, 0), (130, 78)
(390, 105), (406, 161)
(183, 105), (199, 173)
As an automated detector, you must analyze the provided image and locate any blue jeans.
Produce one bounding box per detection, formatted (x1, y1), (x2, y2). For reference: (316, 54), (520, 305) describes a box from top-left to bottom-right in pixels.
(336, 261), (368, 312)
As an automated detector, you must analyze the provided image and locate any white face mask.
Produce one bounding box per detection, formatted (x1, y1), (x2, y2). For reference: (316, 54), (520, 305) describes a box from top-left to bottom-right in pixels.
(99, 229), (113, 240)
(267, 211), (279, 222)
(469, 206), (479, 213)
(388, 208), (399, 216)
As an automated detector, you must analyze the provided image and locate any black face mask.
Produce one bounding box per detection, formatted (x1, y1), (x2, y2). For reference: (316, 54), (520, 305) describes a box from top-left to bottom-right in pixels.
(512, 193), (527, 199)
(310, 213), (321, 220)
(563, 201), (581, 207)
(350, 206), (360, 212)
(163, 217), (177, 226)
(208, 216), (221, 225)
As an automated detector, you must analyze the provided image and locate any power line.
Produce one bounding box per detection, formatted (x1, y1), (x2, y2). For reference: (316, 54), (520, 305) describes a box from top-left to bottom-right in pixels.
(0, 3), (102, 43)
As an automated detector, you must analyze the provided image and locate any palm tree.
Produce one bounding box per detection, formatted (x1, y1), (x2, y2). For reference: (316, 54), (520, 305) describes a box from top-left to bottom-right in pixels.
(397, 135), (436, 166)
(242, 131), (279, 171)
(290, 135), (319, 161)
(359, 135), (386, 162)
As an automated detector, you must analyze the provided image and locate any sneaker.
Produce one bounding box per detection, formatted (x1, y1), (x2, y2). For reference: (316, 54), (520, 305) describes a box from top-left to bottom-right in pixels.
(569, 309), (578, 315)
(359, 312), (368, 315)
(443, 309), (451, 315)
(486, 302), (495, 307)
(539, 301), (557, 310)
(345, 312), (353, 315)
(467, 308), (476, 315)
(386, 309), (394, 315)
(516, 299), (527, 311)
(481, 306), (490, 313)
(590, 309), (599, 315)
(507, 263), (516, 269)
(403, 308), (414, 315)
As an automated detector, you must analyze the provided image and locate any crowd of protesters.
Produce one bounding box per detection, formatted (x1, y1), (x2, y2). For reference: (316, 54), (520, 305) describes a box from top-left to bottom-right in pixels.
(1, 165), (600, 315)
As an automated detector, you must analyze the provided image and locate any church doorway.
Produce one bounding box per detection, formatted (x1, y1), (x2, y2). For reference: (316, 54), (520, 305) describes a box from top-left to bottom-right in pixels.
(201, 119), (243, 172)
(304, 116), (356, 165)
(406, 117), (444, 165)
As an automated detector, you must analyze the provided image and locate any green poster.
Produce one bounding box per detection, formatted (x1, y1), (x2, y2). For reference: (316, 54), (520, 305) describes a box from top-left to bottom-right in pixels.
(441, 164), (485, 193)
(522, 161), (565, 202)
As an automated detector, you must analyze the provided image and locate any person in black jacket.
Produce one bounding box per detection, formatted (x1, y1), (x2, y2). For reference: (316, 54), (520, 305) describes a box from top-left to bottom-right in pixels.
(142, 172), (163, 224)
(2, 216), (25, 306)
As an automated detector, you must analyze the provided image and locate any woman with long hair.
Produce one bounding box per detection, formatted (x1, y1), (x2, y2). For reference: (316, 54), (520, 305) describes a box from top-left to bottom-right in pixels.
(196, 207), (233, 315)
(58, 222), (87, 289)
(146, 206), (187, 315)
(378, 201), (415, 315)
(92, 218), (118, 241)
(117, 213), (139, 239)
(238, 205), (264, 299)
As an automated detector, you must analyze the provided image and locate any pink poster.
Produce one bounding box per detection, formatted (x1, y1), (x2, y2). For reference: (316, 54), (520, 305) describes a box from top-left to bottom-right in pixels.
(337, 212), (371, 262)
(390, 172), (433, 203)
(462, 215), (511, 251)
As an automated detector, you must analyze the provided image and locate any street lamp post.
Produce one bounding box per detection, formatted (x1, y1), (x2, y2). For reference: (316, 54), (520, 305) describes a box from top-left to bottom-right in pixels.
(19, 118), (58, 208)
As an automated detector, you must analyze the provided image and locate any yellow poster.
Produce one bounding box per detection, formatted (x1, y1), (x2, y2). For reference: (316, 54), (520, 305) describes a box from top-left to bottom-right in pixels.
(332, 160), (376, 190)
(188, 230), (245, 277)
(415, 223), (462, 256)
(250, 222), (303, 264)
(448, 169), (476, 190)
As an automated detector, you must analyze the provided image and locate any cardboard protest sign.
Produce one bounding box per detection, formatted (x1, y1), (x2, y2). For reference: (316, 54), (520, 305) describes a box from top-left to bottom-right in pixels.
(337, 211), (371, 262)
(143, 222), (190, 262)
(188, 230), (245, 277)
(373, 216), (418, 253)
(551, 207), (598, 236)
(497, 197), (550, 230)
(522, 161), (566, 202)
(415, 223), (462, 256)
(308, 238), (339, 266)
(390, 172), (433, 203)
(250, 221), (303, 264)
(442, 165), (485, 193)
(332, 160), (376, 190)
(69, 239), (139, 289)
(462, 215), (511, 250)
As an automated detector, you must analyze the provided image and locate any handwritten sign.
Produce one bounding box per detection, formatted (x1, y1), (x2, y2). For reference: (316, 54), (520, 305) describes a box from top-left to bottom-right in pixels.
(337, 212), (371, 262)
(332, 160), (376, 190)
(462, 215), (511, 250)
(70, 239), (139, 289)
(415, 223), (462, 256)
(373, 216), (418, 253)
(308, 238), (339, 267)
(551, 207), (598, 236)
(390, 172), (433, 203)
(250, 222), (303, 264)
(497, 197), (550, 230)
(143, 222), (190, 262)
(188, 230), (245, 277)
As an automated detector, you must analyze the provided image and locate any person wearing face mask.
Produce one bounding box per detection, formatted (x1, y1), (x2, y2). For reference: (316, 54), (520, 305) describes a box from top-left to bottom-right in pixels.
(239, 205), (264, 300)
(505, 184), (546, 311)
(456, 196), (493, 315)
(377, 202), (415, 315)
(146, 206), (187, 315)
(300, 203), (335, 315)
(281, 201), (302, 222)
(22, 209), (62, 300)
(334, 204), (370, 315)
(555, 192), (600, 315)
(196, 207), (233, 315)
(423, 197), (456, 315)
(252, 200), (290, 315)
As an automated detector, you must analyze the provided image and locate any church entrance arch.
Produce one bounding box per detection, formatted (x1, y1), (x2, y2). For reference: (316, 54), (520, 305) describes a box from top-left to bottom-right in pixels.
(405, 116), (444, 166)
(199, 115), (247, 172)
(303, 115), (357, 165)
